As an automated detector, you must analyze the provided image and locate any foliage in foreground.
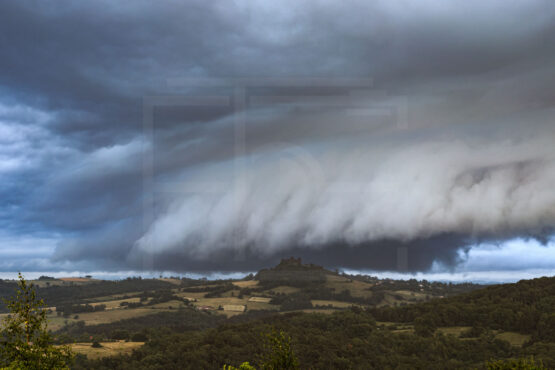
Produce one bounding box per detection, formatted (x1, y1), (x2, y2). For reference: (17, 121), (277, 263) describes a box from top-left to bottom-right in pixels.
(0, 273), (73, 369)
(76, 309), (547, 369)
(486, 356), (546, 369)
(224, 328), (299, 370)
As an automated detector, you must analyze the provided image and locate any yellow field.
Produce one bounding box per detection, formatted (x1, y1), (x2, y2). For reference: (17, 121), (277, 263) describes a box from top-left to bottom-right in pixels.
(324, 275), (374, 299)
(46, 307), (175, 330)
(437, 326), (470, 336)
(376, 321), (397, 326)
(232, 280), (259, 288)
(177, 287), (281, 314)
(391, 325), (414, 334)
(248, 297), (272, 303)
(218, 310), (244, 317)
(159, 278), (182, 285)
(495, 332), (530, 347)
(175, 291), (206, 300)
(32, 280), (75, 288)
(246, 301), (278, 311)
(85, 292), (143, 303)
(264, 286), (300, 294)
(394, 290), (428, 301)
(148, 300), (185, 309)
(192, 296), (249, 309)
(92, 297), (142, 310)
(67, 341), (144, 359)
(298, 309), (336, 314)
(59, 277), (96, 283)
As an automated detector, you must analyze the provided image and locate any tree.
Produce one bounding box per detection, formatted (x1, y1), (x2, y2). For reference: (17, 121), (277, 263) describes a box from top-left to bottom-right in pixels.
(486, 357), (546, 370)
(0, 273), (73, 369)
(413, 315), (437, 337)
(223, 362), (256, 370)
(111, 329), (129, 341)
(223, 329), (299, 370)
(130, 331), (148, 342)
(259, 328), (299, 370)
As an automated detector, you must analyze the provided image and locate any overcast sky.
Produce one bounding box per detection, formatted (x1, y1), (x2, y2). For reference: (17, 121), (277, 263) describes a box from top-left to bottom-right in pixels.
(1, 0), (555, 281)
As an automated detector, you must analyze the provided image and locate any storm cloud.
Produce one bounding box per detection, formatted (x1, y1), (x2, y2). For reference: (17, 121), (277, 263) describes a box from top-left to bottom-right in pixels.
(1, 0), (555, 275)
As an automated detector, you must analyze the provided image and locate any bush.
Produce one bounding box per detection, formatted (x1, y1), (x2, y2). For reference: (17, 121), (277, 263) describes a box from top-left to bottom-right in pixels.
(130, 332), (149, 342)
(414, 315), (437, 337)
(111, 330), (130, 341)
(486, 357), (546, 369)
(0, 273), (73, 369)
(460, 325), (487, 338)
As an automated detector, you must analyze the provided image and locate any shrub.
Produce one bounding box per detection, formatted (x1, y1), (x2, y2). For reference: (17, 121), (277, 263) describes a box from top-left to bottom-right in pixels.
(0, 273), (73, 369)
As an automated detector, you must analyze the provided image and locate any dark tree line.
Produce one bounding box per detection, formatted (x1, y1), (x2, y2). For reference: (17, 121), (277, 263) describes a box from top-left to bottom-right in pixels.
(369, 276), (555, 341)
(0, 278), (175, 312)
(72, 309), (555, 369)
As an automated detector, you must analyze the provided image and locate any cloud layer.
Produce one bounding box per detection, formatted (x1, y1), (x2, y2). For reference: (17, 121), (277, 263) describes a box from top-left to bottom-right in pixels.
(135, 124), (555, 255)
(1, 0), (555, 274)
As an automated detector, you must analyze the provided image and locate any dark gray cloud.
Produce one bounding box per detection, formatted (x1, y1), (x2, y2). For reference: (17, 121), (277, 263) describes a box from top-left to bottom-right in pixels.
(1, 0), (555, 274)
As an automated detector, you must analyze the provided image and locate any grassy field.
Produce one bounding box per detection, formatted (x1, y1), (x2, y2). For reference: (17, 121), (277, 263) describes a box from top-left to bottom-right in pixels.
(390, 325), (414, 334)
(232, 280), (258, 288)
(299, 309), (336, 314)
(46, 307), (175, 330)
(246, 301), (279, 311)
(35, 273), (441, 331)
(393, 290), (428, 301)
(84, 292), (143, 303)
(14, 271), (475, 341)
(263, 285), (301, 294)
(67, 341), (144, 359)
(93, 297), (142, 310)
(148, 300), (185, 309)
(191, 296), (248, 309)
(158, 278), (182, 285)
(495, 331), (531, 347)
(177, 286), (280, 315)
(175, 291), (207, 300)
(437, 326), (470, 336)
(31, 278), (97, 288)
(325, 275), (374, 298)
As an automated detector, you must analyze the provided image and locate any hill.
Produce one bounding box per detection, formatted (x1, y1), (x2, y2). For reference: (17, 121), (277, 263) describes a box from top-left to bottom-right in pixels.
(7, 260), (543, 368)
(255, 257), (330, 288)
(369, 275), (555, 342)
(5, 261), (553, 367)
(73, 274), (555, 369)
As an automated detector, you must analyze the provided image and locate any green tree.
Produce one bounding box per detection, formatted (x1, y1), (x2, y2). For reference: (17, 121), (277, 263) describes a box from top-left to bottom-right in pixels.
(223, 362), (256, 370)
(413, 314), (437, 337)
(260, 328), (299, 370)
(223, 328), (299, 370)
(0, 273), (73, 369)
(486, 357), (546, 369)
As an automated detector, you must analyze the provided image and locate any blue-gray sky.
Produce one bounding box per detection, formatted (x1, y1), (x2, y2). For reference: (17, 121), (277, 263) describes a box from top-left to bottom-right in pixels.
(1, 0), (555, 280)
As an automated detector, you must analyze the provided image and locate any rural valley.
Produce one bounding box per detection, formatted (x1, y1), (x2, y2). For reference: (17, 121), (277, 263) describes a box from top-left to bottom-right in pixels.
(1, 258), (553, 368)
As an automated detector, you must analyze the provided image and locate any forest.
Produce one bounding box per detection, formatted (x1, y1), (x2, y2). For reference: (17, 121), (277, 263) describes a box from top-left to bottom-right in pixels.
(60, 263), (555, 368)
(1, 260), (554, 369)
